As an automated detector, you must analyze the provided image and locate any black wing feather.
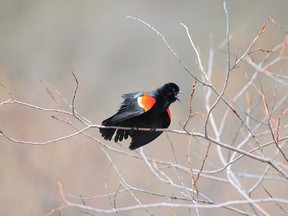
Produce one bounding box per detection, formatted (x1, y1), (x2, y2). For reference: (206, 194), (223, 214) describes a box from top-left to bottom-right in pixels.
(128, 111), (171, 150)
(100, 91), (146, 142)
(104, 91), (145, 125)
(129, 131), (162, 150)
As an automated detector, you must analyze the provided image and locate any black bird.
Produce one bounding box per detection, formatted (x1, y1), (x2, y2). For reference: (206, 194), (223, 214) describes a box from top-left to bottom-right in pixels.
(99, 83), (179, 150)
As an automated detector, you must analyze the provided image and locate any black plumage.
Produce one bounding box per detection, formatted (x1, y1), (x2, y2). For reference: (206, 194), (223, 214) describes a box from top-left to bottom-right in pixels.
(99, 83), (179, 150)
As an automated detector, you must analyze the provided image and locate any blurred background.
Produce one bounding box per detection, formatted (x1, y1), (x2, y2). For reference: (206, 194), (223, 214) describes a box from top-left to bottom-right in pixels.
(0, 1), (288, 215)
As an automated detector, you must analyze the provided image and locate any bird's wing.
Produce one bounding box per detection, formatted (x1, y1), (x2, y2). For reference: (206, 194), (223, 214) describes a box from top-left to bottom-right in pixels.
(103, 91), (156, 125)
(129, 130), (162, 150)
(128, 111), (171, 150)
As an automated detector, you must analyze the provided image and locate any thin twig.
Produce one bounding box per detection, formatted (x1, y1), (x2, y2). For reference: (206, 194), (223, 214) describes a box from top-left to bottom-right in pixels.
(71, 71), (79, 117)
(127, 16), (209, 86)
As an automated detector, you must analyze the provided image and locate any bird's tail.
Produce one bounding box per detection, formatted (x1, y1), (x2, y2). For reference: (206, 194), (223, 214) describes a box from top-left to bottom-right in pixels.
(99, 117), (116, 141)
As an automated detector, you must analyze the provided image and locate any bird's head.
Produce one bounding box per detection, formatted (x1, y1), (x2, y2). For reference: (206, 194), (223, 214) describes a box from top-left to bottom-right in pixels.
(154, 83), (180, 106)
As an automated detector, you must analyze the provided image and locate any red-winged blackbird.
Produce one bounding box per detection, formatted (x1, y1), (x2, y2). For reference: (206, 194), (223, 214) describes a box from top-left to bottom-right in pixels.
(99, 83), (179, 150)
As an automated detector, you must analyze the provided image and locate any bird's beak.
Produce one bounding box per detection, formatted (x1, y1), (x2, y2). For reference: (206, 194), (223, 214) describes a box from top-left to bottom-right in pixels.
(176, 91), (184, 102)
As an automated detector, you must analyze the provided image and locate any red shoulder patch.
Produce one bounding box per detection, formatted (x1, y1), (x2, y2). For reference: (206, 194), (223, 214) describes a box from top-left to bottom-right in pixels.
(167, 108), (171, 119)
(137, 92), (156, 112)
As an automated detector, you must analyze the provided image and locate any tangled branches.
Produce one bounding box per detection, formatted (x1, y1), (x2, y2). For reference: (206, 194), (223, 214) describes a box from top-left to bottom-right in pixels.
(1, 2), (288, 216)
